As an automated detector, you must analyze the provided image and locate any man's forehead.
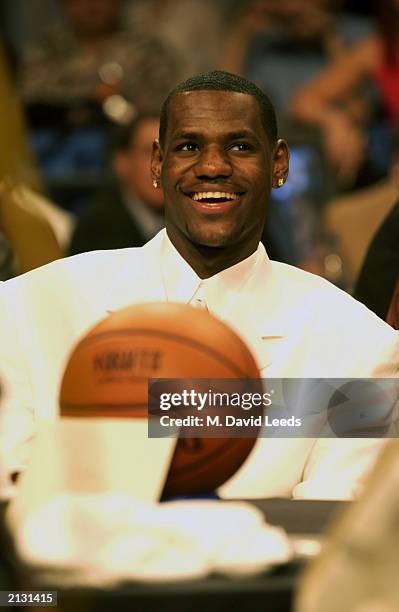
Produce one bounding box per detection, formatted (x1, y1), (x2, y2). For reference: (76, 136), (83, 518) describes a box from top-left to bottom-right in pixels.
(169, 89), (259, 113)
(166, 90), (264, 134)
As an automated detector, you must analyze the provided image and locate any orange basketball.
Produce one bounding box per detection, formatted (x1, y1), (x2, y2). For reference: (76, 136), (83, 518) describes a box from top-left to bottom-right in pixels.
(59, 302), (261, 497)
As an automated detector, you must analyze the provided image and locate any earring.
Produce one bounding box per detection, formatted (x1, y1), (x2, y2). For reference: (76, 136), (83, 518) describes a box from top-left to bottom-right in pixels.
(278, 178), (284, 187)
(152, 179), (158, 188)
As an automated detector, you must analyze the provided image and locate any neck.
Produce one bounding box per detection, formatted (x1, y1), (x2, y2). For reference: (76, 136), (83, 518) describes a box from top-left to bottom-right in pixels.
(167, 230), (260, 279)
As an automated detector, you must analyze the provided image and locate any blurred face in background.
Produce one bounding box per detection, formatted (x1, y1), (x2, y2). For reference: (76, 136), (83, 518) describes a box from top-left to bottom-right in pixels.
(63, 0), (122, 37)
(114, 118), (164, 211)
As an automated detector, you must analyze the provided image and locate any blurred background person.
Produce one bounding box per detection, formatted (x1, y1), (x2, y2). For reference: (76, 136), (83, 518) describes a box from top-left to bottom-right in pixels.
(354, 199), (399, 323)
(320, 117), (399, 294)
(16, 0), (182, 213)
(19, 0), (182, 111)
(0, 38), (42, 192)
(229, 0), (374, 117)
(126, 0), (242, 78)
(0, 37), (70, 277)
(321, 167), (398, 291)
(69, 113), (164, 254)
(291, 0), (399, 189)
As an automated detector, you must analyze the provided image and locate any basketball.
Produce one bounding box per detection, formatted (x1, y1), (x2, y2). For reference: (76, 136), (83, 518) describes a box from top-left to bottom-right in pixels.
(59, 302), (261, 497)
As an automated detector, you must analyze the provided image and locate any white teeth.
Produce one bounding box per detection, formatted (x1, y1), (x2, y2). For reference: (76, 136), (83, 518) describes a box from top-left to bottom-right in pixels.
(192, 191), (240, 201)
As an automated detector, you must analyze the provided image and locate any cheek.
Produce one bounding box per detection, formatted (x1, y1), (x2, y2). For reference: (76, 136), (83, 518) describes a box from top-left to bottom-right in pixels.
(162, 157), (191, 189)
(232, 159), (270, 185)
(254, 169), (270, 187)
(245, 172), (270, 198)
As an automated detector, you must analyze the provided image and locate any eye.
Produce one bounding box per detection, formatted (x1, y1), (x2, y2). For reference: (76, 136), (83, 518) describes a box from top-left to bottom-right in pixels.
(230, 143), (252, 152)
(177, 142), (199, 152)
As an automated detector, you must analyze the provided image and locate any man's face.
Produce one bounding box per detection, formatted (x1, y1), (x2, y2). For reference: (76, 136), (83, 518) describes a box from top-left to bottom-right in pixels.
(114, 118), (164, 210)
(152, 90), (288, 254)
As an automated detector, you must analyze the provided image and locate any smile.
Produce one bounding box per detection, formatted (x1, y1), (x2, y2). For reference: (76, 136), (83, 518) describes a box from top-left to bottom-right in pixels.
(189, 191), (242, 203)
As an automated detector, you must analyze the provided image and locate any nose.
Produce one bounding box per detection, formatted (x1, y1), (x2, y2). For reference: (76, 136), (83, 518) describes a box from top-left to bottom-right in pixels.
(194, 145), (232, 179)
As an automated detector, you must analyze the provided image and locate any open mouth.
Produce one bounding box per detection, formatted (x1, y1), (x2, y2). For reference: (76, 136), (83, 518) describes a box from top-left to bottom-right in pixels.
(187, 191), (242, 203)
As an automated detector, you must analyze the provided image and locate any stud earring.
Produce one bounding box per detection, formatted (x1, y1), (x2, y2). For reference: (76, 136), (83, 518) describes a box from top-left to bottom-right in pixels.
(152, 179), (158, 188)
(278, 178), (284, 187)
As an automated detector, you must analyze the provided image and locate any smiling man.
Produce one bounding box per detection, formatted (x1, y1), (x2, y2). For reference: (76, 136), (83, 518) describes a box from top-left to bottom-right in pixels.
(0, 71), (398, 502)
(152, 74), (288, 277)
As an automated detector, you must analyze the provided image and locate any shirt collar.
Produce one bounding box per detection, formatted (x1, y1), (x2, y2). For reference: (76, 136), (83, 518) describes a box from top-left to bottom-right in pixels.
(160, 230), (266, 318)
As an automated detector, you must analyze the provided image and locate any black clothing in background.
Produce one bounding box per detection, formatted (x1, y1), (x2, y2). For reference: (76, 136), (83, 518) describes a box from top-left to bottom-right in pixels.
(68, 186), (151, 255)
(354, 201), (399, 319)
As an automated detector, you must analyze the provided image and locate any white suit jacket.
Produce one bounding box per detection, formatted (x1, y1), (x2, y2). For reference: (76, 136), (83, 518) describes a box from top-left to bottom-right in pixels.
(0, 230), (398, 500)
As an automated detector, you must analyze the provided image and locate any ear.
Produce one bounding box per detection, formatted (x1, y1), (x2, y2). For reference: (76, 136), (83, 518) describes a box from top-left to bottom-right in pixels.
(271, 139), (289, 189)
(151, 138), (163, 185)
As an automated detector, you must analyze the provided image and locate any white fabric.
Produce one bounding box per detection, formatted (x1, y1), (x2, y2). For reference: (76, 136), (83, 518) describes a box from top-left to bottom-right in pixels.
(0, 229), (398, 500)
(7, 419), (176, 514)
(7, 495), (292, 585)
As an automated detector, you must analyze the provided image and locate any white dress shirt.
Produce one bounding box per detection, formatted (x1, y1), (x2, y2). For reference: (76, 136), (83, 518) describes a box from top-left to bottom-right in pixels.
(160, 233), (260, 317)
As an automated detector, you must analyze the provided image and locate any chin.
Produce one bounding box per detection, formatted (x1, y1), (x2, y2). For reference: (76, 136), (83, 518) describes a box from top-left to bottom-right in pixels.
(187, 227), (240, 249)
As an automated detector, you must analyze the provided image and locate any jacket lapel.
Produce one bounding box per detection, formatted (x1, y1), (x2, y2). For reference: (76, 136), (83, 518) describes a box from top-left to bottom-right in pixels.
(217, 253), (288, 373)
(104, 231), (167, 315)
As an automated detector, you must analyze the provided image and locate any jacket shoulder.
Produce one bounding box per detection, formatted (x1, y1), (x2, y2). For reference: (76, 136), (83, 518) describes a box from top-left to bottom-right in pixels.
(2, 247), (144, 292)
(270, 260), (395, 331)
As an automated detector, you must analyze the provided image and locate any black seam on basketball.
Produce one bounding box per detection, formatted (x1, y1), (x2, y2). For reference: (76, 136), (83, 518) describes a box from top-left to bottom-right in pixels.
(73, 329), (248, 377)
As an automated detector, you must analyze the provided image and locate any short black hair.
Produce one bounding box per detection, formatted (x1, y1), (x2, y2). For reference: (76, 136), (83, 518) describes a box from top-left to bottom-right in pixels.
(159, 70), (278, 147)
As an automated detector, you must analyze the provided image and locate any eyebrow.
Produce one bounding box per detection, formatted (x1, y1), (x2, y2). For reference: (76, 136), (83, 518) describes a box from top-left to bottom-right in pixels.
(171, 131), (201, 141)
(225, 130), (259, 141)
